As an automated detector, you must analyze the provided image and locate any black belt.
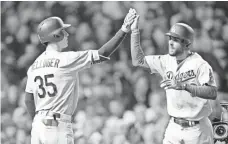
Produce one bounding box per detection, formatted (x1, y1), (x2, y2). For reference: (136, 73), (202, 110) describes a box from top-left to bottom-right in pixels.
(35, 111), (61, 119)
(173, 117), (199, 127)
(42, 119), (59, 126)
(35, 111), (60, 126)
(35, 110), (72, 123)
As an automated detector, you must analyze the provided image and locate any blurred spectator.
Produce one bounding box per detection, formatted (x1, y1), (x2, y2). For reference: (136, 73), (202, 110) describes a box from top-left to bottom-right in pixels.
(133, 74), (151, 107)
(125, 123), (144, 144)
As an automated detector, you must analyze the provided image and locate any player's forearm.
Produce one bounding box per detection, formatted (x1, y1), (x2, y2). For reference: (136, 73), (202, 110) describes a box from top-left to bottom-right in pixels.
(131, 29), (146, 67)
(98, 29), (127, 57)
(25, 100), (36, 119)
(185, 84), (217, 100)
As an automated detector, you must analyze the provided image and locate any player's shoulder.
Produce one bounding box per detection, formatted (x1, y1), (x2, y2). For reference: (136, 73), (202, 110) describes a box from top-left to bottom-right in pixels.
(146, 54), (171, 59)
(145, 54), (174, 64)
(26, 52), (46, 74)
(62, 50), (97, 59)
(193, 52), (212, 69)
(61, 50), (89, 56)
(162, 54), (176, 62)
(26, 65), (32, 75)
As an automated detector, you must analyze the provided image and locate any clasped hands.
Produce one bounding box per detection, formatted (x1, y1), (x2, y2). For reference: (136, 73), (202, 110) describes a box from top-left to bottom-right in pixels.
(121, 8), (139, 33)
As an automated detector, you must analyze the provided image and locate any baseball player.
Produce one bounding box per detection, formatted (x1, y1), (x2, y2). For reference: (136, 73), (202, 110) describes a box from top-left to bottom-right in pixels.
(130, 10), (217, 144)
(24, 9), (136, 144)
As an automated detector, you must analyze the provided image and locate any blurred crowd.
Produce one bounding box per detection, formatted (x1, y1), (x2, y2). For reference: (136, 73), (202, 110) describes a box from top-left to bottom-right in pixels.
(1, 1), (228, 144)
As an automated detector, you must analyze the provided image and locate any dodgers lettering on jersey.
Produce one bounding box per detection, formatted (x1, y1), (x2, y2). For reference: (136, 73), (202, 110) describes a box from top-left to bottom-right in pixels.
(25, 50), (99, 115)
(145, 53), (216, 120)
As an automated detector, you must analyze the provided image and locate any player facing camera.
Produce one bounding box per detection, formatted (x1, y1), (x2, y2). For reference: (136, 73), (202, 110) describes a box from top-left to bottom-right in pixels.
(213, 102), (228, 143)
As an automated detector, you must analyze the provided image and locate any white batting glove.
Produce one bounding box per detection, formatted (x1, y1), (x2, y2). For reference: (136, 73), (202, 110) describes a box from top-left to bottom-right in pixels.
(121, 8), (137, 33)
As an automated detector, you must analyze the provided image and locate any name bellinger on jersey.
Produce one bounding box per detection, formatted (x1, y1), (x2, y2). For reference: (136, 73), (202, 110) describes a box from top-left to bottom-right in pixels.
(32, 58), (60, 70)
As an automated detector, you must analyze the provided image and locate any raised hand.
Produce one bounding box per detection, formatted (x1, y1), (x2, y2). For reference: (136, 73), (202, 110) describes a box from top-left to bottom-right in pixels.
(131, 15), (140, 31)
(121, 8), (137, 33)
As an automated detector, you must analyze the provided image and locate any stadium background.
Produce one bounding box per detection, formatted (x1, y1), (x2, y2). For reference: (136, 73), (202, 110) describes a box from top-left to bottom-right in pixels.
(1, 1), (228, 144)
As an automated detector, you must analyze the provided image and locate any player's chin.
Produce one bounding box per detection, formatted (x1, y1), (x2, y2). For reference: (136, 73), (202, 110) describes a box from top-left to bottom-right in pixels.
(64, 43), (68, 48)
(168, 50), (176, 56)
(169, 53), (176, 56)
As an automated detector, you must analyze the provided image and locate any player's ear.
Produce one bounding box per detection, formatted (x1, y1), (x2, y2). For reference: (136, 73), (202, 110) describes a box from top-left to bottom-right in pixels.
(186, 43), (191, 47)
(182, 39), (191, 48)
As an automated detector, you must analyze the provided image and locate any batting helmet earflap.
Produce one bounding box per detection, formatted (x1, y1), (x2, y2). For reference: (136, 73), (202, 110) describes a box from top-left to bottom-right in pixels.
(37, 17), (71, 44)
(165, 23), (194, 45)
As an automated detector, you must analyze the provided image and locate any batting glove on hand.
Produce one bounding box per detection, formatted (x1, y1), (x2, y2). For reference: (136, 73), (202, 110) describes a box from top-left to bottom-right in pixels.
(121, 8), (137, 33)
(160, 79), (186, 90)
(131, 15), (140, 31)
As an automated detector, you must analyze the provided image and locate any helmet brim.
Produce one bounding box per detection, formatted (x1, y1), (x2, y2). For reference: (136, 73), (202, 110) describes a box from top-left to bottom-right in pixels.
(63, 24), (71, 28)
(165, 32), (191, 45)
(165, 32), (182, 39)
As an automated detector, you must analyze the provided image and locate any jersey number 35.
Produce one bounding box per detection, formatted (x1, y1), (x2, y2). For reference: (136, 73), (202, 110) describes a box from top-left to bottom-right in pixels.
(34, 74), (57, 98)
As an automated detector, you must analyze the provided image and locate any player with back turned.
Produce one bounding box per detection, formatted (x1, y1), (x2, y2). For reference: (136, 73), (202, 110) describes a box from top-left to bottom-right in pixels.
(130, 9), (217, 144)
(24, 9), (136, 144)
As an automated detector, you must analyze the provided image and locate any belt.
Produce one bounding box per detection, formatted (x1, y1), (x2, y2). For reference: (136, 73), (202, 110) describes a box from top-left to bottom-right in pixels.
(172, 117), (199, 127)
(42, 119), (59, 126)
(35, 110), (72, 122)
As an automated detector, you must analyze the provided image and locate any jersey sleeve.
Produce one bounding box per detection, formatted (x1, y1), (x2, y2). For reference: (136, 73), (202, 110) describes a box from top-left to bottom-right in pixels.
(197, 63), (217, 87)
(25, 67), (33, 93)
(145, 55), (166, 77)
(65, 50), (100, 72)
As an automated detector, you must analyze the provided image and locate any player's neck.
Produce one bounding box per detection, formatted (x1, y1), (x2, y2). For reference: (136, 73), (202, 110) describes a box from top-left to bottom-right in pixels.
(176, 50), (191, 61)
(46, 43), (61, 52)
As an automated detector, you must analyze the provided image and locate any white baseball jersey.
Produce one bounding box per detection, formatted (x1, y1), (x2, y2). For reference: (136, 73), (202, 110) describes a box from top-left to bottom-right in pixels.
(25, 50), (99, 115)
(145, 52), (216, 121)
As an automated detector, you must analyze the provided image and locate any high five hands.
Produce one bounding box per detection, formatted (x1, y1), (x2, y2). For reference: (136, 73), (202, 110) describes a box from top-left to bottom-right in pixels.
(121, 8), (139, 33)
(131, 10), (140, 31)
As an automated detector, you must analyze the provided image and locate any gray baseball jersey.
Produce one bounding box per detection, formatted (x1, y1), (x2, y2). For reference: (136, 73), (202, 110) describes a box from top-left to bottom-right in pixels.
(25, 49), (99, 115)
